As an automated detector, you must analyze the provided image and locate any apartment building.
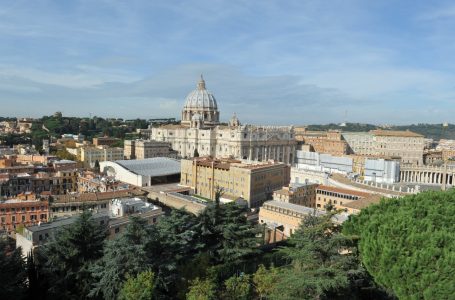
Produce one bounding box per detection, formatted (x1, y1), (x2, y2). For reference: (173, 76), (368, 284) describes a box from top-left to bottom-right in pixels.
(272, 182), (318, 207)
(180, 157), (290, 208)
(80, 146), (124, 168)
(124, 139), (176, 159)
(315, 185), (372, 210)
(0, 199), (49, 234)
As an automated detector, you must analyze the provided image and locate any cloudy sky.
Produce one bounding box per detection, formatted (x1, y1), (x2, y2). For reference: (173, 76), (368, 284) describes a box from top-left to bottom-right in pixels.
(1, 0), (455, 125)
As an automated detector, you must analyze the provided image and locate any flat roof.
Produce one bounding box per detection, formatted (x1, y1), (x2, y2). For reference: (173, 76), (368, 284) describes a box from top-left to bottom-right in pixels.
(53, 189), (145, 204)
(26, 212), (108, 232)
(263, 200), (325, 216)
(262, 200), (349, 223)
(370, 129), (423, 138)
(115, 157), (181, 177)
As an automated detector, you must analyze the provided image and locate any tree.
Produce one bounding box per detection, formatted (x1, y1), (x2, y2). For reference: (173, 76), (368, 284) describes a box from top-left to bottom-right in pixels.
(38, 210), (107, 299)
(186, 277), (217, 300)
(0, 239), (27, 299)
(91, 216), (158, 300)
(196, 188), (260, 267)
(270, 212), (366, 300)
(154, 209), (202, 296)
(94, 160), (100, 173)
(253, 264), (279, 299)
(118, 270), (155, 300)
(223, 273), (252, 300)
(343, 190), (455, 299)
(54, 148), (77, 161)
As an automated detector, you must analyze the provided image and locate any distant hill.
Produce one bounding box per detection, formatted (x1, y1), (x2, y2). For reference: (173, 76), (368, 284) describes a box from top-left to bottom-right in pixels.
(305, 123), (455, 140)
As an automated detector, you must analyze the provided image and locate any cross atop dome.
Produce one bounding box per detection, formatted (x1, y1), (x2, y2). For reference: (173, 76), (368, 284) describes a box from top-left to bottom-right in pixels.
(197, 74), (206, 90)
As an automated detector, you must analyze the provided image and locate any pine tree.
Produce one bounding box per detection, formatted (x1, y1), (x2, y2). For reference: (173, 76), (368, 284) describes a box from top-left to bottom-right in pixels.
(38, 210), (107, 299)
(271, 212), (365, 300)
(94, 160), (100, 173)
(154, 209), (202, 296)
(344, 189), (455, 299)
(253, 264), (279, 299)
(197, 200), (260, 266)
(0, 239), (27, 299)
(91, 216), (158, 300)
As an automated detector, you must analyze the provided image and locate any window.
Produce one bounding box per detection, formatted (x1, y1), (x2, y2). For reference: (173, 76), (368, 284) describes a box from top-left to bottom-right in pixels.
(22, 216), (26, 222)
(31, 207), (35, 211)
(115, 227), (120, 234)
(152, 217), (157, 223)
(12, 216), (16, 223)
(39, 235), (43, 241)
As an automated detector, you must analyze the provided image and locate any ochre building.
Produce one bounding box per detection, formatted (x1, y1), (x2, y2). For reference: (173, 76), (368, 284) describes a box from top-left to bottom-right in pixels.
(180, 157), (290, 208)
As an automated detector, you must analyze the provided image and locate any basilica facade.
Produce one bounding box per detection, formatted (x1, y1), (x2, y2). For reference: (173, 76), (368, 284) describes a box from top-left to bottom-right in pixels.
(148, 76), (296, 164)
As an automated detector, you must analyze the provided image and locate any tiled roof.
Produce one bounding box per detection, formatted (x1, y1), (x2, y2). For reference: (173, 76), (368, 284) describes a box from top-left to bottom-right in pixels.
(341, 194), (383, 210)
(316, 185), (372, 198)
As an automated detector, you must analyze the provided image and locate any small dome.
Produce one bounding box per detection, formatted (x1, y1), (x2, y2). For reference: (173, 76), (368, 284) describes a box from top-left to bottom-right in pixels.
(183, 76), (218, 110)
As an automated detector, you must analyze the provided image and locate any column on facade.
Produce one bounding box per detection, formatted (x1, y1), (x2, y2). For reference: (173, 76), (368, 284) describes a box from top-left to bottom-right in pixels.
(284, 146), (289, 164)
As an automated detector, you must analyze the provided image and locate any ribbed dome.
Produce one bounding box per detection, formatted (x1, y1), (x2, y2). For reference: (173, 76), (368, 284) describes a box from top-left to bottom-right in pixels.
(183, 76), (218, 110)
(181, 75), (220, 128)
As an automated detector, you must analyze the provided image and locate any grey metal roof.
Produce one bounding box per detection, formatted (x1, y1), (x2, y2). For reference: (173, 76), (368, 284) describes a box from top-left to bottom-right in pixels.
(26, 212), (108, 232)
(263, 200), (325, 215)
(115, 157), (181, 177)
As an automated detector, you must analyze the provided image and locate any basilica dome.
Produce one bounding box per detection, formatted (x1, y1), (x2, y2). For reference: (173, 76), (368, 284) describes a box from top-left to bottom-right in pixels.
(183, 77), (218, 110)
(181, 76), (220, 128)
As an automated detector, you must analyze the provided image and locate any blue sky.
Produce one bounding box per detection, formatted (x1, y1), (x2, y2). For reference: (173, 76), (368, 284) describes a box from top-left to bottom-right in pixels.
(0, 0), (455, 125)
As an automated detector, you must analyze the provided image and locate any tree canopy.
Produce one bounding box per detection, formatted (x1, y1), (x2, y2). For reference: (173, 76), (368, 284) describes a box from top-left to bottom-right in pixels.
(343, 189), (455, 299)
(0, 239), (27, 300)
(37, 210), (107, 299)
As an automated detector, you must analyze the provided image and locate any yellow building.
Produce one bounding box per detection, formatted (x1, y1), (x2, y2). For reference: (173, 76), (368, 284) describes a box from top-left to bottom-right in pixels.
(79, 146), (124, 168)
(272, 182), (317, 207)
(180, 157), (290, 208)
(339, 194), (383, 214)
(315, 185), (372, 210)
(259, 200), (348, 240)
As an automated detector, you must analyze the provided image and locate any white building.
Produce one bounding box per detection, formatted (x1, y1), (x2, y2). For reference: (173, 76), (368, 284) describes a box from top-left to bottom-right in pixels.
(142, 76), (296, 164)
(100, 157), (181, 187)
(110, 197), (157, 217)
(342, 130), (424, 165)
(295, 150), (353, 174)
(364, 158), (400, 184)
(295, 150), (400, 183)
